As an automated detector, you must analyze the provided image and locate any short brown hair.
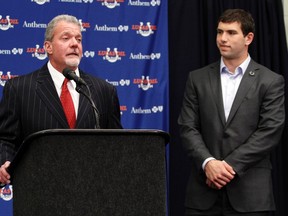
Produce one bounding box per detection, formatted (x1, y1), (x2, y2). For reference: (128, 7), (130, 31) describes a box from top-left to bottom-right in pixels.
(218, 9), (255, 36)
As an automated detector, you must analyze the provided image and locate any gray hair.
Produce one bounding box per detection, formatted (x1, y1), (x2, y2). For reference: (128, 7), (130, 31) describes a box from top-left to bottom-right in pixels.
(44, 14), (81, 42)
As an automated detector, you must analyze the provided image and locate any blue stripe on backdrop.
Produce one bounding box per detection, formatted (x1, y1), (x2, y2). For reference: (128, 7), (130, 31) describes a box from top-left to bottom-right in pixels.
(0, 0), (169, 215)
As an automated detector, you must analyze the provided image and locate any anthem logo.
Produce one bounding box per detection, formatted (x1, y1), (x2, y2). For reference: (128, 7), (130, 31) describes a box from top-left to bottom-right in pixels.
(128, 0), (161, 7)
(0, 15), (19, 31)
(132, 22), (156, 37)
(94, 24), (129, 32)
(23, 20), (47, 29)
(130, 52), (161, 60)
(98, 0), (124, 9)
(131, 105), (163, 114)
(31, 0), (50, 5)
(98, 48), (125, 63)
(0, 185), (13, 201)
(0, 48), (23, 55)
(27, 44), (47, 60)
(133, 76), (158, 91)
(0, 71), (18, 87)
(106, 79), (130, 87)
(83, 51), (95, 58)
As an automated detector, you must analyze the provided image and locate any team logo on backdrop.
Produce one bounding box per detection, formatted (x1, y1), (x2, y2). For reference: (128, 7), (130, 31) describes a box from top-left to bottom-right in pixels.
(0, 185), (13, 201)
(120, 105), (127, 115)
(79, 19), (91, 32)
(0, 48), (23, 55)
(58, 0), (94, 3)
(132, 22), (156, 37)
(130, 52), (161, 60)
(27, 44), (47, 60)
(106, 79), (130, 86)
(0, 71), (18, 87)
(94, 24), (129, 32)
(31, 0), (50, 5)
(133, 76), (158, 91)
(98, 0), (124, 9)
(128, 0), (161, 7)
(0, 15), (19, 31)
(131, 105), (163, 114)
(98, 48), (125, 63)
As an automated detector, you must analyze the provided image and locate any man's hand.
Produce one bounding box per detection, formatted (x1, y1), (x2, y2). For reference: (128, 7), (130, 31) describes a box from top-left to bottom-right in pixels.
(204, 160), (235, 189)
(0, 161), (11, 185)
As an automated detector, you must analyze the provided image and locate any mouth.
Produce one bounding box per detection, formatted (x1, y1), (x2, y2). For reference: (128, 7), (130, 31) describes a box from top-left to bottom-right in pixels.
(66, 52), (79, 57)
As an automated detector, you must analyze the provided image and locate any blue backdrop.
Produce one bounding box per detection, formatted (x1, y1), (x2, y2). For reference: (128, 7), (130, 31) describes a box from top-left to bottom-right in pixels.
(0, 0), (169, 215)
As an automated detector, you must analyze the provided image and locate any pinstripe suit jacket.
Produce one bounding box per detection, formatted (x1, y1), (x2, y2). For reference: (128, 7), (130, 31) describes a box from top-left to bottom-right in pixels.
(178, 60), (285, 212)
(0, 64), (122, 164)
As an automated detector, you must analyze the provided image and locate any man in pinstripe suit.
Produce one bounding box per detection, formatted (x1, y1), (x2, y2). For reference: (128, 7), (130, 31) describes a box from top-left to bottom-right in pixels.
(0, 14), (122, 185)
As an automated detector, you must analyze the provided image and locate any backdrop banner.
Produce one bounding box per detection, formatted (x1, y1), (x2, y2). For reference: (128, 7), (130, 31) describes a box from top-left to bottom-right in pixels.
(0, 1), (169, 215)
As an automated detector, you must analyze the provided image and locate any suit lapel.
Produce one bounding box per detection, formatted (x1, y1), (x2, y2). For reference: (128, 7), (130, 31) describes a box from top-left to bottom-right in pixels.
(208, 62), (226, 126)
(75, 72), (94, 128)
(226, 60), (259, 125)
(35, 65), (69, 128)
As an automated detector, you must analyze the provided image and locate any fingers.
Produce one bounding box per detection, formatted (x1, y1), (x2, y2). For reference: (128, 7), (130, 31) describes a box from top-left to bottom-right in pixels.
(0, 161), (11, 185)
(204, 159), (235, 189)
(222, 160), (236, 175)
(206, 178), (223, 190)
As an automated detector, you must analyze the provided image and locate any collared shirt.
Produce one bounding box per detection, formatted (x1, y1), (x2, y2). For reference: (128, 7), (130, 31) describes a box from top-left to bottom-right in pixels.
(220, 55), (251, 120)
(48, 61), (80, 117)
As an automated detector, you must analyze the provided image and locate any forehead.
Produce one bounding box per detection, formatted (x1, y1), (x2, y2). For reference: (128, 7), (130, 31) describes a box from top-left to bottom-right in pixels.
(54, 21), (81, 35)
(217, 21), (242, 31)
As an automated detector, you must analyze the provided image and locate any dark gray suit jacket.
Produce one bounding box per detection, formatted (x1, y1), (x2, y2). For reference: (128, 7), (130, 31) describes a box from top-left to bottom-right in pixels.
(0, 64), (122, 164)
(178, 60), (285, 212)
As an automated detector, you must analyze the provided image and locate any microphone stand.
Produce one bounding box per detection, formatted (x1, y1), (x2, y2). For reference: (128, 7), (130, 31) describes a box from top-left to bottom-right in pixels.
(76, 84), (100, 129)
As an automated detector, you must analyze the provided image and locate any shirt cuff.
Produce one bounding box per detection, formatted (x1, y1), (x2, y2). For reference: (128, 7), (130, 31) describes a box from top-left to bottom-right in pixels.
(202, 157), (216, 170)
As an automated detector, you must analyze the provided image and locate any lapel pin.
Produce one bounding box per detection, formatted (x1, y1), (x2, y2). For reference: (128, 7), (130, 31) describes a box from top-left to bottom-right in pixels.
(249, 71), (255, 76)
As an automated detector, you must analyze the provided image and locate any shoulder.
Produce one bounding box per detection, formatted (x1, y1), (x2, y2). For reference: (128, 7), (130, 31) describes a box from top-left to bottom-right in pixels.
(5, 65), (46, 88)
(79, 70), (115, 91)
(249, 60), (283, 78)
(187, 61), (219, 79)
(248, 60), (284, 86)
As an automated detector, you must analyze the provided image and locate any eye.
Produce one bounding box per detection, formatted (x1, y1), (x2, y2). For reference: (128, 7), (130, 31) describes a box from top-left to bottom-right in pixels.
(228, 31), (237, 35)
(217, 29), (223, 34)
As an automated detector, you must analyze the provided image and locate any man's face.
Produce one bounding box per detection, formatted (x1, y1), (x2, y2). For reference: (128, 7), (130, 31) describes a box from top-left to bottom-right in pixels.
(216, 21), (253, 61)
(44, 21), (83, 72)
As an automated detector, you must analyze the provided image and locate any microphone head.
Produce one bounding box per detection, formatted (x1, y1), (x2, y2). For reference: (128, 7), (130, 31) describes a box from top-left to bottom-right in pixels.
(62, 68), (74, 80)
(62, 67), (87, 86)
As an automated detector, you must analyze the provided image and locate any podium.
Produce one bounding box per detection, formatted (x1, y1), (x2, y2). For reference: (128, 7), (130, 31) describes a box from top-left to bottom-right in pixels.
(10, 129), (169, 216)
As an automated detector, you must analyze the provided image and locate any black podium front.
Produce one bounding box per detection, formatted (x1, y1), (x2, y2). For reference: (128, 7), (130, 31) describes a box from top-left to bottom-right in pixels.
(10, 129), (169, 216)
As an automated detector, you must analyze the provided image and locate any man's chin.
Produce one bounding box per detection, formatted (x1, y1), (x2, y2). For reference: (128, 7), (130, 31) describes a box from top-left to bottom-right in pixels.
(65, 59), (80, 68)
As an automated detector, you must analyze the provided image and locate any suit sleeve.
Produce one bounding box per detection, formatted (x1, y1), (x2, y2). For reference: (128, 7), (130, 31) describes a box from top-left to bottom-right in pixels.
(178, 72), (213, 170)
(108, 85), (122, 129)
(225, 74), (285, 176)
(0, 79), (21, 165)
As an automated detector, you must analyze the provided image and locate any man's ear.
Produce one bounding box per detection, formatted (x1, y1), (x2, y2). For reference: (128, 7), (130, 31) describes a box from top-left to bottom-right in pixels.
(245, 32), (254, 46)
(44, 41), (52, 54)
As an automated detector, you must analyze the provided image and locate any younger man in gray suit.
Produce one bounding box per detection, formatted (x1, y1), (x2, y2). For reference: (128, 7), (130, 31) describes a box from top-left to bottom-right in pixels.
(178, 9), (285, 216)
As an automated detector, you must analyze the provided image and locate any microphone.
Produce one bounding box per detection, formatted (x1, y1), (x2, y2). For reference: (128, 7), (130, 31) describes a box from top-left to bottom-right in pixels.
(62, 68), (100, 129)
(62, 68), (87, 86)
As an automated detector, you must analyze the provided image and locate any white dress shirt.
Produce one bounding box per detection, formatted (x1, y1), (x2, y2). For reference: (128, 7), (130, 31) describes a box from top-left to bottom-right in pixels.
(47, 61), (80, 117)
